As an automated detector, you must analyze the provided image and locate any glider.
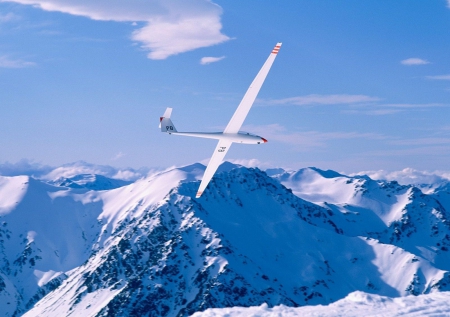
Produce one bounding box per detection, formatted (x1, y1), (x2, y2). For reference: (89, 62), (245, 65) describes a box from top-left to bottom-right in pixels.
(160, 42), (282, 198)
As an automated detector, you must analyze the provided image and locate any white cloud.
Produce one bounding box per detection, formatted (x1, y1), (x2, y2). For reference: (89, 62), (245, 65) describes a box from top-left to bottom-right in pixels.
(133, 15), (229, 60)
(260, 94), (380, 106)
(0, 159), (53, 177)
(0, 160), (150, 181)
(42, 161), (148, 181)
(200, 56), (225, 65)
(2, 0), (230, 60)
(426, 74), (450, 80)
(111, 169), (145, 181)
(400, 58), (430, 65)
(227, 158), (262, 168)
(352, 168), (450, 186)
(0, 55), (35, 68)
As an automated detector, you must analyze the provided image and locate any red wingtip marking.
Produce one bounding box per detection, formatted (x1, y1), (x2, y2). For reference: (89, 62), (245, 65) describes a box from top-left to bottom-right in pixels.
(261, 137), (268, 143)
(160, 117), (163, 122)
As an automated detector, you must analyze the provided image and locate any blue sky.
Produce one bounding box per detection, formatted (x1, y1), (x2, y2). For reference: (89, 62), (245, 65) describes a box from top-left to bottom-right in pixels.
(1, 0), (450, 175)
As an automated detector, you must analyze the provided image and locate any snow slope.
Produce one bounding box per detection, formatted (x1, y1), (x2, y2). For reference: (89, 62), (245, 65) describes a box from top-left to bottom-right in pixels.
(190, 291), (450, 317)
(0, 163), (450, 316)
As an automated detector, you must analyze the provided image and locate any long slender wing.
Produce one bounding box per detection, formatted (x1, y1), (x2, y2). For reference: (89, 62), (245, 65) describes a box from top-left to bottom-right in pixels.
(196, 139), (232, 198)
(223, 42), (282, 134)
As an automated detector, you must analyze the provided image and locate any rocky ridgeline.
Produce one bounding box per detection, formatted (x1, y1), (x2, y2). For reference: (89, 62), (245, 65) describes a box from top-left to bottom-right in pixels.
(0, 164), (450, 316)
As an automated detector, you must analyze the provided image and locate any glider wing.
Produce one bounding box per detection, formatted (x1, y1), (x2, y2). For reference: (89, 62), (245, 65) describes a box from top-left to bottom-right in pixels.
(196, 139), (232, 198)
(223, 42), (282, 134)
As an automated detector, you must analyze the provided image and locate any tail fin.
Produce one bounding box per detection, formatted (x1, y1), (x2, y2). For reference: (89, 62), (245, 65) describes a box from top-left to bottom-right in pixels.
(159, 107), (177, 132)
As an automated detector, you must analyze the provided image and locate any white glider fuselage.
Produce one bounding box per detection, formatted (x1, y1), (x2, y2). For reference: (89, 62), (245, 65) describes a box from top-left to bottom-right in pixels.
(168, 132), (267, 144)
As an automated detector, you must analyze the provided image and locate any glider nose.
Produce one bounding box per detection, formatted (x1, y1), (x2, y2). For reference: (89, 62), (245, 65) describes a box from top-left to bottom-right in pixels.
(261, 137), (268, 143)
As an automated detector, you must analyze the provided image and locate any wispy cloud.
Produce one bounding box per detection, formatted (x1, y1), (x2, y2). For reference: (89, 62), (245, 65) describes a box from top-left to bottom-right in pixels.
(400, 58), (430, 65)
(200, 56), (225, 65)
(0, 12), (21, 23)
(259, 94), (380, 106)
(111, 152), (126, 161)
(360, 109), (402, 115)
(359, 145), (450, 159)
(426, 74), (450, 80)
(260, 94), (444, 116)
(243, 124), (385, 149)
(389, 137), (450, 146)
(380, 103), (443, 109)
(2, 0), (230, 60)
(344, 103), (444, 115)
(0, 55), (35, 68)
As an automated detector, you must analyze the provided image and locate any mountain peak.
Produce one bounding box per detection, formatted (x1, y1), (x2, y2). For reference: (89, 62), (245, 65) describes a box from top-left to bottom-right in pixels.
(307, 167), (345, 179)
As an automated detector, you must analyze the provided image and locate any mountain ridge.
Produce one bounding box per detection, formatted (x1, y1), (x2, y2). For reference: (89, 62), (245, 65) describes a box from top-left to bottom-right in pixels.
(0, 163), (450, 316)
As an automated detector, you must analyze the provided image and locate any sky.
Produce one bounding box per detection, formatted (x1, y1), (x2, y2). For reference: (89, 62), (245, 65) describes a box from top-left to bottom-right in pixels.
(1, 0), (450, 176)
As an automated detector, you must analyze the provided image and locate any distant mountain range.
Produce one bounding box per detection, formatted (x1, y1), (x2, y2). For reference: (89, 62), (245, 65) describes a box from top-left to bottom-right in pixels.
(47, 174), (132, 190)
(1, 162), (450, 316)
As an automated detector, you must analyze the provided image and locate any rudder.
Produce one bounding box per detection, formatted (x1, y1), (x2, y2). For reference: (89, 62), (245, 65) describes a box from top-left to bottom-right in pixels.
(159, 107), (177, 132)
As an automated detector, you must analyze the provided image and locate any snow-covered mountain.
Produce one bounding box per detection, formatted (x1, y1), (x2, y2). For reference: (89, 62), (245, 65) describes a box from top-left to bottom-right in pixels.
(1, 163), (450, 316)
(191, 291), (450, 317)
(47, 174), (132, 190)
(273, 167), (450, 271)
